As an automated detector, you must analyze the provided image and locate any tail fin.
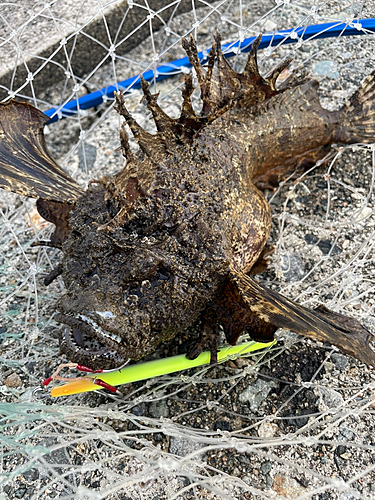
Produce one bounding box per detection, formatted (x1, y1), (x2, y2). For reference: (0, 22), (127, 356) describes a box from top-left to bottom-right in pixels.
(0, 101), (84, 202)
(230, 266), (375, 368)
(336, 70), (375, 144)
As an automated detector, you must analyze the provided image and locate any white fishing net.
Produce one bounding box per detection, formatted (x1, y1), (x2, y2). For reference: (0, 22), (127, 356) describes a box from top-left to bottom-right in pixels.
(1, 1), (375, 499)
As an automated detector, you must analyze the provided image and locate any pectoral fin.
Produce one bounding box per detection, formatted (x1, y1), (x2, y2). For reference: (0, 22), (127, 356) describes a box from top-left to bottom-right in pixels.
(0, 101), (83, 202)
(36, 198), (72, 247)
(230, 265), (375, 368)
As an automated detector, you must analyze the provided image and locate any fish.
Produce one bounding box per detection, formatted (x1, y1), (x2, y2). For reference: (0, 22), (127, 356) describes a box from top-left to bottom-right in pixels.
(1, 33), (375, 371)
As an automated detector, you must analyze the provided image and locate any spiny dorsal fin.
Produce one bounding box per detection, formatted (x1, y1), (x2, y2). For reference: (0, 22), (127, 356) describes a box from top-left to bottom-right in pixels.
(183, 32), (294, 111)
(181, 35), (217, 114)
(139, 76), (177, 143)
(114, 33), (297, 159)
(112, 89), (161, 207)
(111, 32), (299, 210)
(178, 73), (203, 132)
(113, 91), (160, 157)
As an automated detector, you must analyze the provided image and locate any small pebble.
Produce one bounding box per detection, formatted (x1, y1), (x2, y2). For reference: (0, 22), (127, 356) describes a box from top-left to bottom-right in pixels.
(261, 461), (272, 475)
(331, 353), (349, 371)
(239, 378), (277, 412)
(315, 386), (344, 411)
(351, 191), (362, 200)
(296, 475), (309, 488)
(305, 234), (318, 245)
(317, 239), (341, 255)
(130, 403), (146, 416)
(14, 485), (27, 499)
(257, 421), (278, 438)
(148, 400), (169, 418)
(4, 372), (22, 388)
(335, 445), (347, 457)
(357, 206), (372, 220)
(213, 420), (232, 432)
(281, 253), (305, 282)
(265, 474), (273, 489)
(338, 426), (355, 441)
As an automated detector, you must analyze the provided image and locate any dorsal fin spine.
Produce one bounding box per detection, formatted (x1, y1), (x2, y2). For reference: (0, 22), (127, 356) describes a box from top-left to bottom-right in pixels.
(114, 34), (299, 160)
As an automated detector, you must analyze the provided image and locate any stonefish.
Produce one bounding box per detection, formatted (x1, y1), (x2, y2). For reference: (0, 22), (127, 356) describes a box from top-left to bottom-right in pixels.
(1, 34), (375, 370)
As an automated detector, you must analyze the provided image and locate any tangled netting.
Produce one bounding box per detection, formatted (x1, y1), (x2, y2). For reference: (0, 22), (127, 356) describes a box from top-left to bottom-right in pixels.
(1, 1), (375, 499)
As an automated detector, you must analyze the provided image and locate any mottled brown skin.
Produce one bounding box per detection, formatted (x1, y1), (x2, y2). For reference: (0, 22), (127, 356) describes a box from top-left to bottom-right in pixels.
(1, 34), (375, 370)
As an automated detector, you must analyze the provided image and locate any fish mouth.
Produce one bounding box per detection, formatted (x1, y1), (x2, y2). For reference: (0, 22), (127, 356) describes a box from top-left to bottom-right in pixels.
(56, 313), (128, 370)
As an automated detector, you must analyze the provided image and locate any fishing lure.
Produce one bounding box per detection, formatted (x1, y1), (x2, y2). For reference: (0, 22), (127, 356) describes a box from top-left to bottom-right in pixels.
(1, 34), (375, 371)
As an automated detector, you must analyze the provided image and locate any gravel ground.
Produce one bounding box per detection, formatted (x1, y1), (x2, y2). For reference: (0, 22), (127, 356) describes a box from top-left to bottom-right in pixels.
(1, 1), (375, 499)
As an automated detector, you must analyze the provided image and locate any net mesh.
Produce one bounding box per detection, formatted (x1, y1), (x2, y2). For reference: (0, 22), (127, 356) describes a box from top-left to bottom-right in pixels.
(1, 1), (375, 499)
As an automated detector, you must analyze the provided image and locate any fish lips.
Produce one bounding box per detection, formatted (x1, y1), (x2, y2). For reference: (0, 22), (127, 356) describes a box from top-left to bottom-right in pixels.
(55, 283), (162, 367)
(56, 311), (130, 370)
(62, 327), (128, 370)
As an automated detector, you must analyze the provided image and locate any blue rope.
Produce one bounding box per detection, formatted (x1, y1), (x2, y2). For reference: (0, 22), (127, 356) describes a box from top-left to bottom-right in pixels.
(44, 18), (375, 123)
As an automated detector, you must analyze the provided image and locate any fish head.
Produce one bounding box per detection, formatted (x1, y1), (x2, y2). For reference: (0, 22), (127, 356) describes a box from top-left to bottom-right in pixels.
(55, 181), (231, 369)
